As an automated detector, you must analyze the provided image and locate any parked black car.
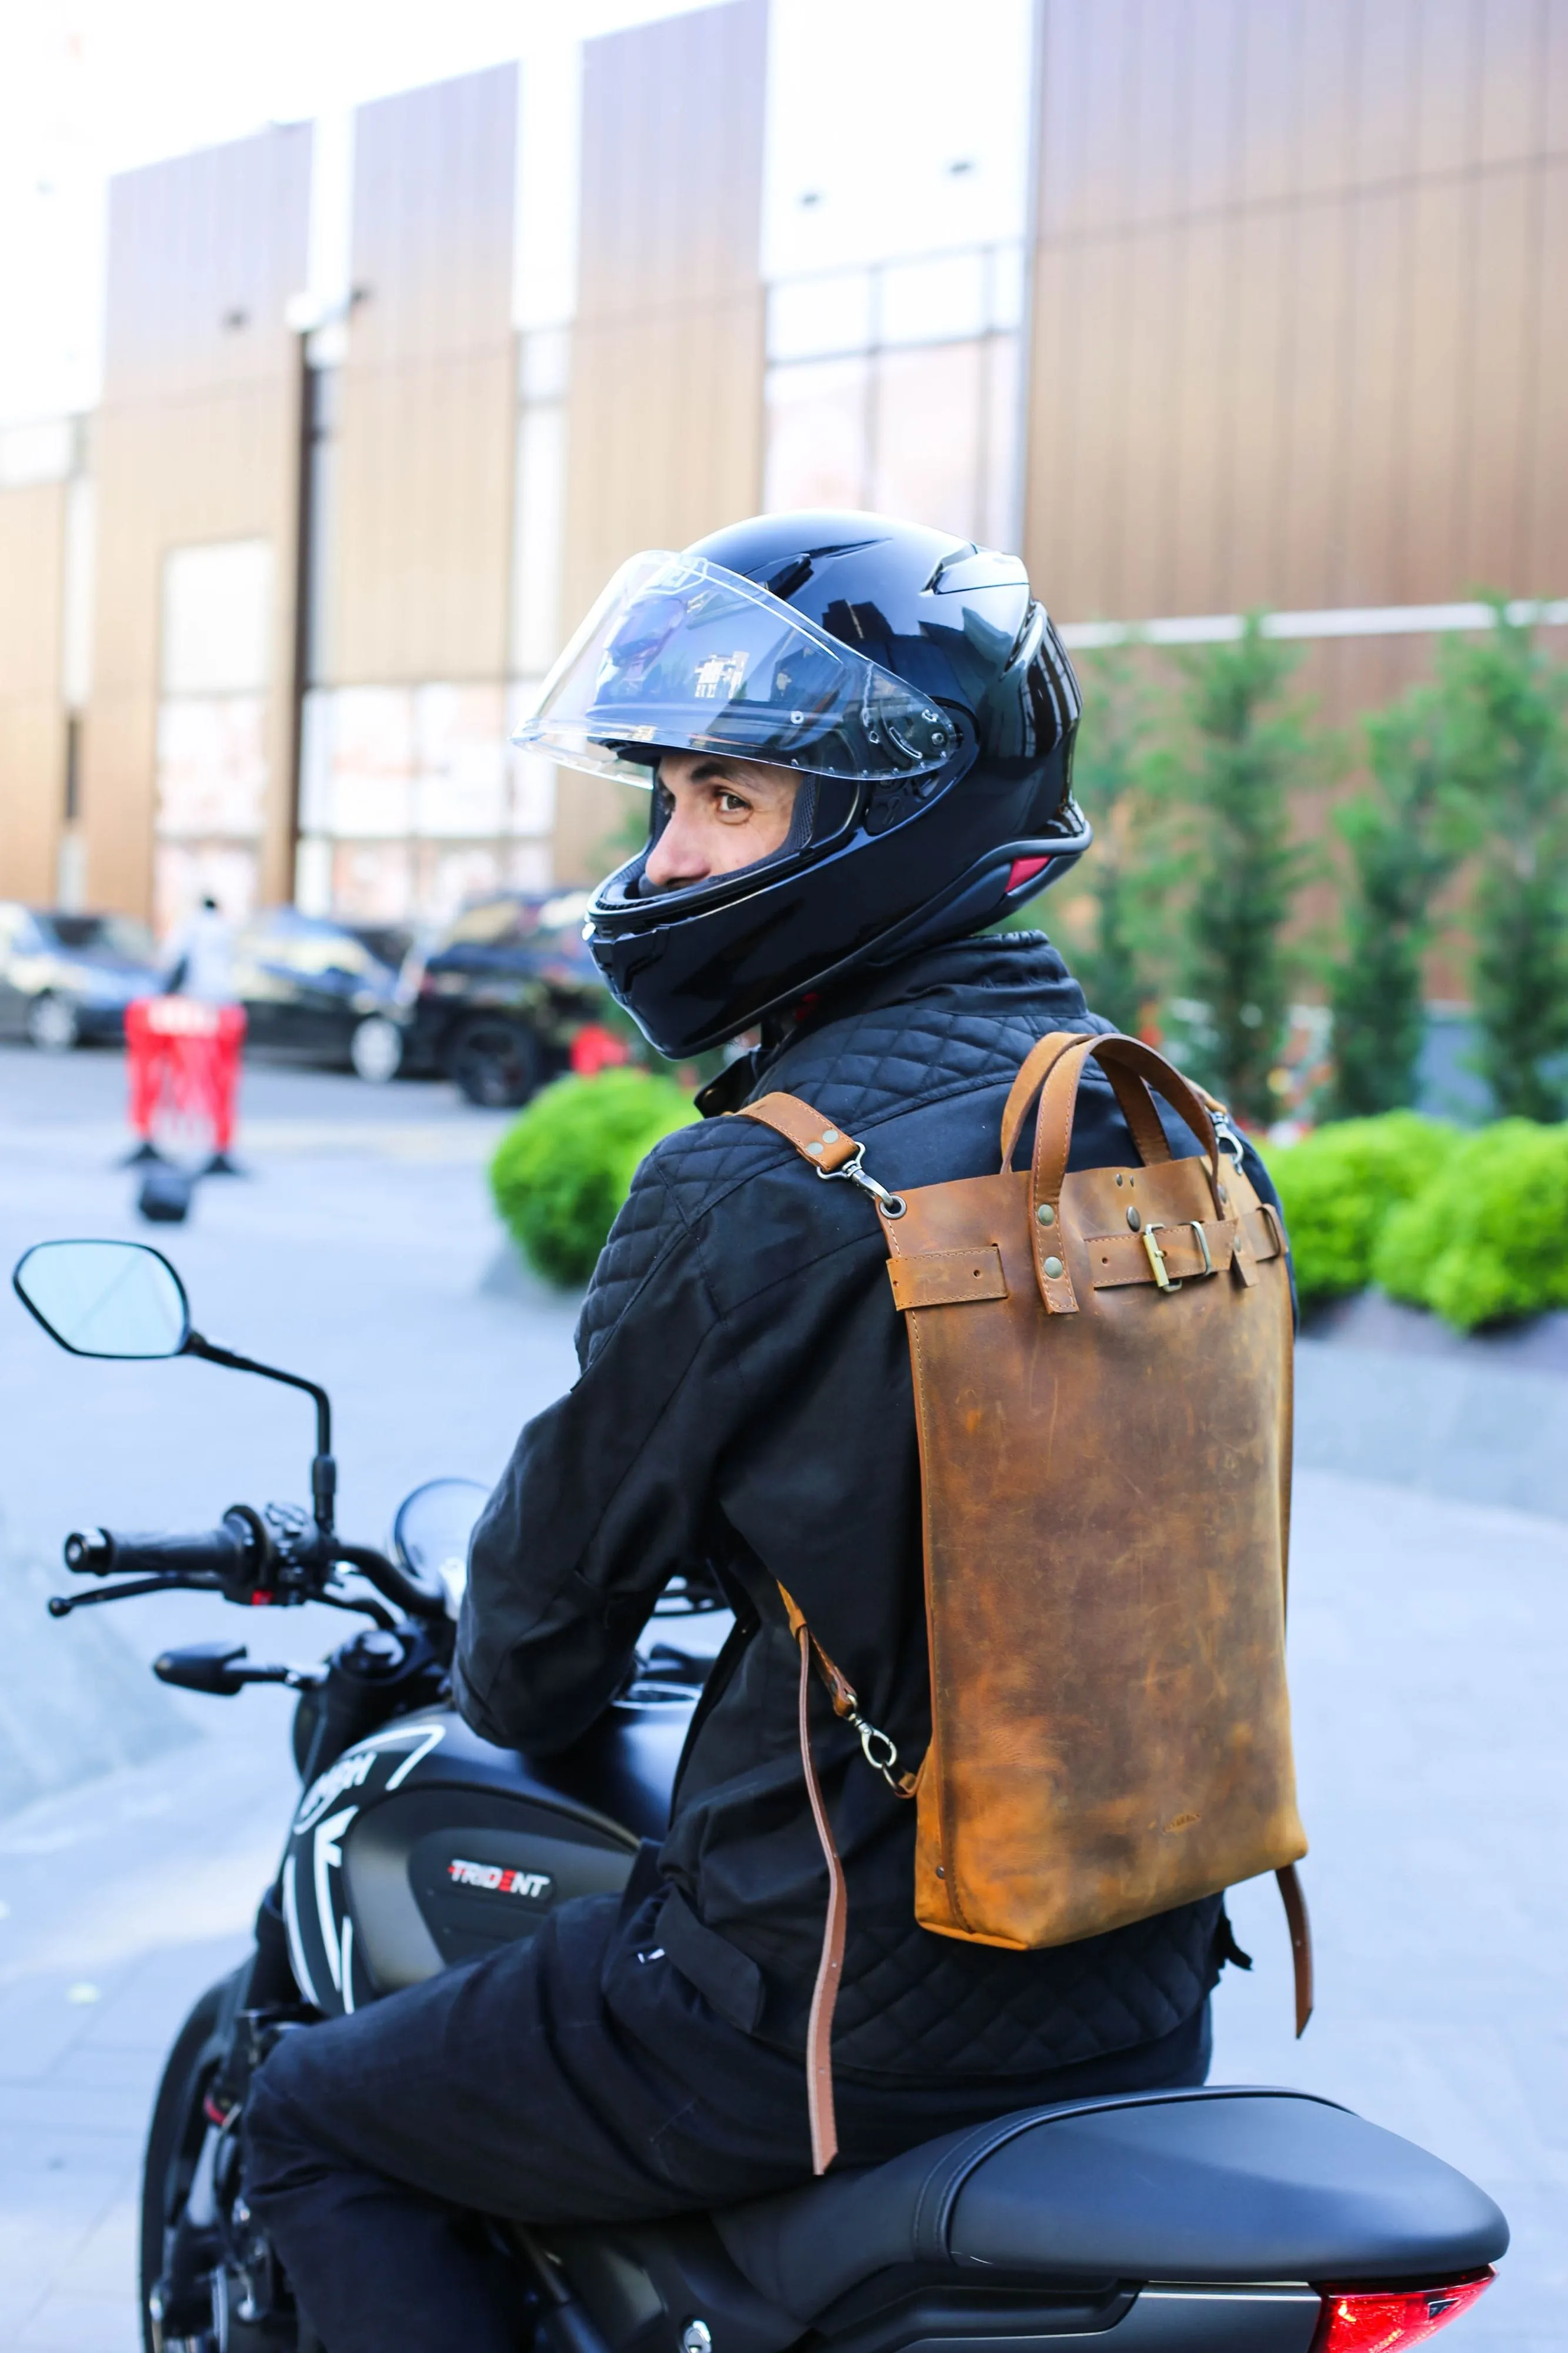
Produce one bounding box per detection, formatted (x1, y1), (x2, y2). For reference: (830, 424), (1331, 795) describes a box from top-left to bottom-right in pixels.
(402, 890), (609, 1105)
(0, 904), (161, 1049)
(232, 909), (413, 1081)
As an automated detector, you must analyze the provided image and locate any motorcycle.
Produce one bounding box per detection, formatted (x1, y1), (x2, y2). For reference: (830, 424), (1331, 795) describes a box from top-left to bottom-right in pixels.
(12, 1235), (1509, 2353)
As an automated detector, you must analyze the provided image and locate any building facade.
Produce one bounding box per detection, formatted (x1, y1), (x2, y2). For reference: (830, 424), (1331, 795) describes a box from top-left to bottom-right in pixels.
(1, 0), (1566, 932)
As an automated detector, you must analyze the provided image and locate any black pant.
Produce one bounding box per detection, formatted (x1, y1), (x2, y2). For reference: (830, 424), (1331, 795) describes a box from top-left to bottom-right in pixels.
(243, 1892), (1212, 2353)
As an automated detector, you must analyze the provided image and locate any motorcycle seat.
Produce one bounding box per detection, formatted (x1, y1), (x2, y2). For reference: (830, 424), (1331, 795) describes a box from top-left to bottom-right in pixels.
(714, 2087), (1509, 2319)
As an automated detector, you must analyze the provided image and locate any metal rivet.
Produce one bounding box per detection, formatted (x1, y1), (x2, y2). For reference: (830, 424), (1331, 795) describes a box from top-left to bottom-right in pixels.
(935, 1865), (945, 1879)
(1115, 1173), (1123, 1185)
(1126, 1205), (1142, 1231)
(1035, 1202), (1055, 1226)
(822, 1128), (839, 1142)
(806, 1141), (824, 1158)
(1043, 1255), (1063, 1279)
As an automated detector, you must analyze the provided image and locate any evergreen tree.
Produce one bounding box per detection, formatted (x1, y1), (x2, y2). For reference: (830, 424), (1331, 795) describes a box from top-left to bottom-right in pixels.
(1327, 688), (1464, 1117)
(1065, 642), (1172, 1035)
(1430, 610), (1568, 1121)
(1163, 618), (1317, 1125)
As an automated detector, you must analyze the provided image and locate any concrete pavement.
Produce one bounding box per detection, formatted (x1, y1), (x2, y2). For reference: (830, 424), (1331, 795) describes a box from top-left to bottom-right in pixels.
(0, 1041), (1561, 2349)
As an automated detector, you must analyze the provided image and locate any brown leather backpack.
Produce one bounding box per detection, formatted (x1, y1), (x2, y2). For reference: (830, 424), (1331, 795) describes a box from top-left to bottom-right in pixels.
(739, 1030), (1310, 2172)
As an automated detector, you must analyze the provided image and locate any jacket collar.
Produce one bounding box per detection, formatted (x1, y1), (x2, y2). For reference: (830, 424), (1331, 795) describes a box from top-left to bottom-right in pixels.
(695, 933), (1094, 1119)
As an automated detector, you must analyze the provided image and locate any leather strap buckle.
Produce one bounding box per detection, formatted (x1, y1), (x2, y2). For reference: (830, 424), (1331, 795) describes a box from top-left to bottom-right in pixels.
(1142, 1224), (1182, 1292)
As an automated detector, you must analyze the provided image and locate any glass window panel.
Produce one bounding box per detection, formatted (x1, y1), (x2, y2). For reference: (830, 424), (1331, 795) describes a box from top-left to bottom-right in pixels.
(417, 845), (506, 926)
(989, 241), (1026, 334)
(982, 333), (1023, 549)
(878, 251), (988, 348)
(298, 689), (335, 835)
(765, 356), (870, 514)
(511, 752), (557, 839)
(161, 541), (272, 694)
(155, 697), (268, 839)
(322, 687), (416, 838)
(508, 841), (553, 893)
(767, 269), (873, 361)
(255, 919), (377, 979)
(870, 340), (986, 541)
(413, 684), (508, 838)
(331, 841), (416, 924)
(294, 834), (332, 916)
(153, 843), (260, 938)
(507, 681), (558, 838)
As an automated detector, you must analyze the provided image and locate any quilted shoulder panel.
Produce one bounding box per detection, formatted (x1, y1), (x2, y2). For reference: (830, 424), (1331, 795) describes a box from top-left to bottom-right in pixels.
(573, 1114), (786, 1368)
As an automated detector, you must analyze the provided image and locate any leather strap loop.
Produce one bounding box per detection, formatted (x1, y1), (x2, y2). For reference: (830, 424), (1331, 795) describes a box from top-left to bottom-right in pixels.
(737, 1093), (861, 1172)
(1029, 1036), (1227, 1314)
(1002, 1031), (1174, 1175)
(1000, 1034), (1085, 1168)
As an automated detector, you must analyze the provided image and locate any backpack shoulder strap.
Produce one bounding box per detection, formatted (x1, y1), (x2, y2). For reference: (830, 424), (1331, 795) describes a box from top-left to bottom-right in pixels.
(735, 1091), (862, 1169)
(735, 1094), (907, 1218)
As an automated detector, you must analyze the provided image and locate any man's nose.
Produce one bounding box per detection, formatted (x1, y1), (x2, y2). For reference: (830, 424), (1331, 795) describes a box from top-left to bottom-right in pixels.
(645, 816), (708, 889)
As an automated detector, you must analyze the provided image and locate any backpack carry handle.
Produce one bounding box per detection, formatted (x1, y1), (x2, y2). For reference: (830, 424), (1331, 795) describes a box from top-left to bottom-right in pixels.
(1027, 1035), (1229, 1315)
(1000, 1030), (1173, 1172)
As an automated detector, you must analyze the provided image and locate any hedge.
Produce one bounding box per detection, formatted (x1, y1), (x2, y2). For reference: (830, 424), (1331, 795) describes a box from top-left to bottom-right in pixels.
(1373, 1119), (1568, 1330)
(490, 1070), (698, 1286)
(1265, 1114), (1461, 1305)
(1268, 1109), (1568, 1329)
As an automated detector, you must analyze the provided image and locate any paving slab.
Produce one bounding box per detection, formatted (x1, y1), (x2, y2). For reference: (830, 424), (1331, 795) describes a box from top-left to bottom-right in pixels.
(1, 1044), (1562, 2349)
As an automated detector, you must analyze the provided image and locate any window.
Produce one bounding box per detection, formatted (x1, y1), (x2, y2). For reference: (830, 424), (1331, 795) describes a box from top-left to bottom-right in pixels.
(40, 914), (155, 961)
(764, 244), (1025, 546)
(155, 539), (274, 935)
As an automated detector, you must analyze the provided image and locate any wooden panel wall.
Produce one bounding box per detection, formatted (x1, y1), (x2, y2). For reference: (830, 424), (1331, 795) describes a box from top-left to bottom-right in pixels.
(1024, 0), (1568, 624)
(84, 126), (310, 918)
(0, 482), (67, 901)
(329, 65), (519, 685)
(556, 0), (768, 882)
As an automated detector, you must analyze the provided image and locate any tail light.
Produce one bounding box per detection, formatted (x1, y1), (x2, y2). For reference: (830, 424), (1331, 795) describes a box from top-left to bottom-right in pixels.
(1313, 2272), (1494, 2351)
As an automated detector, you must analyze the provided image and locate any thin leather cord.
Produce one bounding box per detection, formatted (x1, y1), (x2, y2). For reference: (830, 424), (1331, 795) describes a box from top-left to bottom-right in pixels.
(794, 1621), (846, 2174)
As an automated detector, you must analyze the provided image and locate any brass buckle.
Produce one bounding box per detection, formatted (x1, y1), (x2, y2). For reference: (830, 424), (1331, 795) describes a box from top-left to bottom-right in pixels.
(1143, 1224), (1182, 1292)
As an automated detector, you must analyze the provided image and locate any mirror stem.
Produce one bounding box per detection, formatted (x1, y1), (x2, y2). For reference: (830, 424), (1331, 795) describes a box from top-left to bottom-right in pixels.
(183, 1332), (336, 1537)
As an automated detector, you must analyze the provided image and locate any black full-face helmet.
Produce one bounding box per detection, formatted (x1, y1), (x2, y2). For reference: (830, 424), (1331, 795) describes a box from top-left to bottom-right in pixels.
(512, 509), (1087, 1058)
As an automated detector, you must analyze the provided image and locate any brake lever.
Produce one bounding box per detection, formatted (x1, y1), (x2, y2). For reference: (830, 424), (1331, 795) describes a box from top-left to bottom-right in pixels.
(47, 1574), (220, 1618)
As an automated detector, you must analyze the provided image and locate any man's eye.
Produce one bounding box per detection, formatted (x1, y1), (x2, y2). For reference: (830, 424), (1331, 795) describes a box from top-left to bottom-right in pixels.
(716, 791), (750, 815)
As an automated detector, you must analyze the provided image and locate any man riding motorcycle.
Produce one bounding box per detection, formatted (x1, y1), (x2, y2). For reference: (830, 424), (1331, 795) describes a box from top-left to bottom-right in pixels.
(244, 511), (1282, 2353)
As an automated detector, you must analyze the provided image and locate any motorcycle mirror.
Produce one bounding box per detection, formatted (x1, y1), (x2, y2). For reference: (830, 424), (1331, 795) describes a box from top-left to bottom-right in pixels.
(12, 1239), (192, 1360)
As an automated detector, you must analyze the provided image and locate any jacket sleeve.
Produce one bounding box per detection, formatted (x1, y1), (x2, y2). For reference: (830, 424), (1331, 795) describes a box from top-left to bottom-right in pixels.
(452, 1152), (737, 1754)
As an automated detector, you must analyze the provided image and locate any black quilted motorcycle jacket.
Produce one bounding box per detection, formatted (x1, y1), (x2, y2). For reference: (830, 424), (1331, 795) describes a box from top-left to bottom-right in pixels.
(456, 933), (1285, 2076)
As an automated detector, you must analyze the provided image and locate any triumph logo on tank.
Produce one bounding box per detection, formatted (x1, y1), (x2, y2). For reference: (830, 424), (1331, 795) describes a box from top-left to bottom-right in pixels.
(447, 1857), (553, 1901)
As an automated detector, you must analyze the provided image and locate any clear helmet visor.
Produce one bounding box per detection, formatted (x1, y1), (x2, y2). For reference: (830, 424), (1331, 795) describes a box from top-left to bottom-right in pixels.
(512, 551), (956, 786)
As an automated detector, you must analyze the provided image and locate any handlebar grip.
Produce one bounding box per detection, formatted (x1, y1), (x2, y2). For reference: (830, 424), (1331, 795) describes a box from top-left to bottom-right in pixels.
(64, 1515), (258, 1582)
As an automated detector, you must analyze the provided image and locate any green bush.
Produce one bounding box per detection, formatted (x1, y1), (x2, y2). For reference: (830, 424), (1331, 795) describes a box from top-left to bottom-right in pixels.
(490, 1070), (698, 1285)
(1373, 1119), (1568, 1330)
(1266, 1113), (1460, 1306)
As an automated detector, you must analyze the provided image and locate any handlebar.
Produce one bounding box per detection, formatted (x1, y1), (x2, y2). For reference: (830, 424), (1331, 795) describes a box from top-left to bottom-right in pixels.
(54, 1511), (448, 1625)
(332, 1542), (448, 1624)
(65, 1515), (261, 1584)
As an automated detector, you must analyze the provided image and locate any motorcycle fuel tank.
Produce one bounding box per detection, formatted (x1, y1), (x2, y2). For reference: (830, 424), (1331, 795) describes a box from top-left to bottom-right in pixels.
(280, 1677), (702, 2019)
